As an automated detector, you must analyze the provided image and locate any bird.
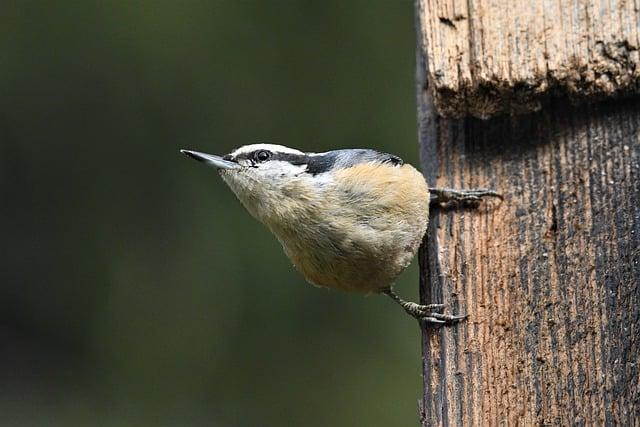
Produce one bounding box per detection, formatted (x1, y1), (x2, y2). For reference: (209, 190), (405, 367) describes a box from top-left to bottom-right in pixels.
(180, 144), (500, 324)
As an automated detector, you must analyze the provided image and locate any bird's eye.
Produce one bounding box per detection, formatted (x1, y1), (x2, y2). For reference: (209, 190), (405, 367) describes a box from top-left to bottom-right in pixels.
(255, 150), (272, 162)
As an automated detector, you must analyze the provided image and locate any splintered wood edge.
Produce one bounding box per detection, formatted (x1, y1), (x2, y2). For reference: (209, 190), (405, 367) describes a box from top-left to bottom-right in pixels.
(417, 0), (640, 119)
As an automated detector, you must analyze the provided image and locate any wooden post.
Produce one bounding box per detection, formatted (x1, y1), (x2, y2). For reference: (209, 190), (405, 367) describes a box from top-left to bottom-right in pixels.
(416, 1), (640, 425)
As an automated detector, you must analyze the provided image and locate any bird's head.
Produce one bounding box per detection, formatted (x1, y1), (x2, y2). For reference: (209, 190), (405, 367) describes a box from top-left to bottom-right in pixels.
(181, 144), (325, 223)
(181, 143), (404, 224)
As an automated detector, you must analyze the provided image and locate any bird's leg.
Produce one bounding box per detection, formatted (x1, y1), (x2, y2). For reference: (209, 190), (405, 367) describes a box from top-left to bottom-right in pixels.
(429, 187), (502, 206)
(382, 288), (466, 325)
(412, 188), (499, 324)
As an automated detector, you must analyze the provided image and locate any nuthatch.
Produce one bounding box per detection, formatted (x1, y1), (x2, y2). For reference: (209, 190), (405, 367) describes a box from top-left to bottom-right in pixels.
(181, 144), (500, 324)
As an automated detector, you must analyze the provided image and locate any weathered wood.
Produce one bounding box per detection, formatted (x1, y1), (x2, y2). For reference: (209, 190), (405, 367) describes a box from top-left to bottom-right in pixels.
(417, 41), (640, 426)
(417, 0), (640, 119)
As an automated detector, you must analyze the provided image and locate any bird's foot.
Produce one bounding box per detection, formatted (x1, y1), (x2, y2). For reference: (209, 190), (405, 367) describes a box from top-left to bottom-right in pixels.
(382, 289), (466, 326)
(429, 187), (502, 207)
(401, 301), (467, 325)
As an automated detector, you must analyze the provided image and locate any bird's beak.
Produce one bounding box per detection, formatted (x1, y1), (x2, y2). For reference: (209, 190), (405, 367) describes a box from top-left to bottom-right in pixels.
(180, 149), (239, 170)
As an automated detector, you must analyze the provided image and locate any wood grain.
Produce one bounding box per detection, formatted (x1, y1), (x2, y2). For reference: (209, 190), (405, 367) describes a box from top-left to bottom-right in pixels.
(417, 42), (640, 424)
(417, 5), (640, 426)
(417, 0), (640, 118)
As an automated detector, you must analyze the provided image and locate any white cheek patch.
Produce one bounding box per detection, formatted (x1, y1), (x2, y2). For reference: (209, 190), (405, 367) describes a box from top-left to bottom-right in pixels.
(258, 160), (308, 177)
(235, 158), (254, 167)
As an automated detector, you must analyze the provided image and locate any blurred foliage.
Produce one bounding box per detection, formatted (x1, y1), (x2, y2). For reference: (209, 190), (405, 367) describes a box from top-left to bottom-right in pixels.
(0, 1), (423, 426)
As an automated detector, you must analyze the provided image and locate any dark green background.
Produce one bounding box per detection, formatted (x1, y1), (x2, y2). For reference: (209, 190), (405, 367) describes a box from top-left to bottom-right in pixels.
(1, 1), (423, 425)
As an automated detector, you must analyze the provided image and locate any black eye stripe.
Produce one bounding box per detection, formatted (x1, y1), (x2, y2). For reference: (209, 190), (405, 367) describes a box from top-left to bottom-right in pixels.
(305, 155), (335, 175)
(255, 150), (272, 162)
(227, 149), (403, 175)
(272, 153), (307, 165)
(233, 151), (307, 164)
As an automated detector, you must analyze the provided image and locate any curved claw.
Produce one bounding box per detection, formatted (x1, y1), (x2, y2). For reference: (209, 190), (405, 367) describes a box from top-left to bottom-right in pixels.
(419, 312), (467, 326)
(411, 303), (446, 313)
(382, 288), (465, 327)
(429, 187), (503, 205)
(465, 189), (503, 200)
(421, 317), (446, 325)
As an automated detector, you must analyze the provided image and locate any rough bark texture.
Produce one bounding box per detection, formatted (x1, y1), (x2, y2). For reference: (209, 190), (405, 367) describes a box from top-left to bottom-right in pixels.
(416, 4), (640, 425)
(418, 0), (640, 119)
